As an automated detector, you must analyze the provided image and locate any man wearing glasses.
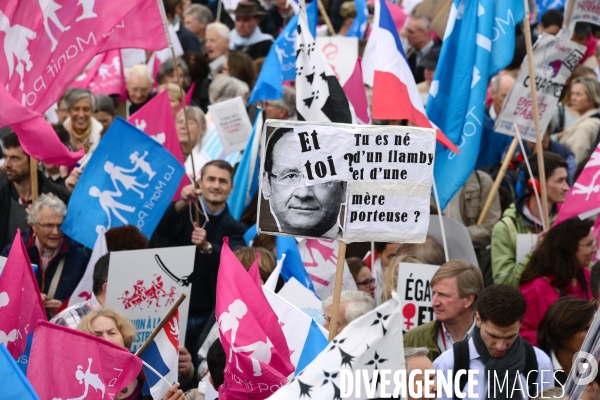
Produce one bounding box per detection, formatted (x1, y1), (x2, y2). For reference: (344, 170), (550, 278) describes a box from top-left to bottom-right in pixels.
(261, 127), (346, 238)
(1, 193), (89, 318)
(125, 64), (156, 117)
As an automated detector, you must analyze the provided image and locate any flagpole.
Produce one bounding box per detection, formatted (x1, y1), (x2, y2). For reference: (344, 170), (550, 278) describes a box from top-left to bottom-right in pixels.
(216, 0), (223, 22)
(141, 359), (174, 387)
(521, 3), (549, 230)
(158, 0), (202, 226)
(30, 158), (39, 202)
(135, 294), (187, 357)
(432, 180), (449, 263)
(328, 241), (346, 341)
(477, 137), (519, 225)
(317, 0), (336, 36)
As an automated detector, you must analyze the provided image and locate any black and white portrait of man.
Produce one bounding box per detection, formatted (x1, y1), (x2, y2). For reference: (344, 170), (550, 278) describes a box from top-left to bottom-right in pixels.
(259, 127), (346, 238)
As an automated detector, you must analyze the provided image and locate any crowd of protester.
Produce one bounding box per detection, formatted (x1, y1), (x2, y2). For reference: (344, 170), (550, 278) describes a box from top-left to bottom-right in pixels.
(2, 0), (600, 398)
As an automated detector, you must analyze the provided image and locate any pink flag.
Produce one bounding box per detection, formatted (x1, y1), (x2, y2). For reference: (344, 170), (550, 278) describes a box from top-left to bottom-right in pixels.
(554, 145), (600, 226)
(343, 58), (370, 124)
(0, 229), (46, 359)
(216, 238), (294, 399)
(183, 82), (196, 109)
(72, 50), (127, 101)
(128, 90), (188, 200)
(28, 321), (142, 399)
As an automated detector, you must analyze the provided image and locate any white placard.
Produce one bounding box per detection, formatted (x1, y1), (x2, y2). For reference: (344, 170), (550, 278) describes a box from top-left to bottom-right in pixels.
(121, 49), (147, 70)
(495, 33), (586, 142)
(516, 233), (538, 264)
(258, 120), (436, 242)
(316, 36), (359, 86)
(397, 262), (440, 331)
(207, 97), (253, 155)
(569, 0), (600, 28)
(428, 215), (479, 267)
(105, 246), (195, 353)
(0, 256), (6, 275)
(277, 277), (325, 326)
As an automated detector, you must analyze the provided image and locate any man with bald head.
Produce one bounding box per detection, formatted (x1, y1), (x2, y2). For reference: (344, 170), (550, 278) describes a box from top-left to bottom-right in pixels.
(475, 74), (515, 169)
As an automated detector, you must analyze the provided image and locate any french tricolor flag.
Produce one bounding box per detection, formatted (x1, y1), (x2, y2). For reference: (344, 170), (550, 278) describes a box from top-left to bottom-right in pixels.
(141, 311), (180, 400)
(362, 0), (458, 153)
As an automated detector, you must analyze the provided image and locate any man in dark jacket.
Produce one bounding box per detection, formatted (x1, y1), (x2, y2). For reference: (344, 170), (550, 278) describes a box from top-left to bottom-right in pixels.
(229, 2), (274, 60)
(164, 0), (203, 54)
(0, 133), (69, 250)
(157, 160), (246, 364)
(1, 193), (89, 318)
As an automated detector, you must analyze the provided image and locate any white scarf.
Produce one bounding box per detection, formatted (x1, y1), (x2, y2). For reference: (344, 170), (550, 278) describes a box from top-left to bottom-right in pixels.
(229, 27), (273, 49)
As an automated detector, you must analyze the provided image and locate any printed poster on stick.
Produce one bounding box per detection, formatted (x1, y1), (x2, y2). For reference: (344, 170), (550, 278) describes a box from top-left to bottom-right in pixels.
(495, 33), (585, 142)
(257, 120), (436, 242)
(208, 96), (253, 155)
(105, 246), (195, 353)
(397, 263), (439, 332)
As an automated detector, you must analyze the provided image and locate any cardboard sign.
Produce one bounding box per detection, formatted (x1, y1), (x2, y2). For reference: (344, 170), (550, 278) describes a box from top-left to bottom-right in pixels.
(397, 262), (439, 331)
(516, 233), (538, 264)
(569, 0), (600, 28)
(105, 246), (195, 353)
(428, 215), (479, 267)
(297, 238), (358, 300)
(258, 120), (436, 242)
(207, 96), (253, 156)
(495, 33), (586, 142)
(316, 36), (359, 86)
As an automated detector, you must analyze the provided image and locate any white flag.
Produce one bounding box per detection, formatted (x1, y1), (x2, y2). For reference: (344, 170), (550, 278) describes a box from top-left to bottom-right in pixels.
(267, 293), (405, 399)
(67, 228), (108, 306)
(295, 0), (352, 123)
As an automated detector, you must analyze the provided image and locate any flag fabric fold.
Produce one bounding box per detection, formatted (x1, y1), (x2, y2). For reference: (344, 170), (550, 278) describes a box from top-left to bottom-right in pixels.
(266, 293), (405, 399)
(362, 0), (458, 153)
(427, 0), (524, 209)
(342, 58), (370, 125)
(346, 0), (369, 39)
(227, 109), (264, 220)
(141, 310), (180, 400)
(27, 321), (143, 400)
(277, 236), (317, 295)
(67, 227), (108, 307)
(0, 344), (39, 399)
(72, 50), (127, 101)
(295, 0), (352, 124)
(216, 238), (294, 399)
(249, 1), (317, 104)
(0, 229), (46, 359)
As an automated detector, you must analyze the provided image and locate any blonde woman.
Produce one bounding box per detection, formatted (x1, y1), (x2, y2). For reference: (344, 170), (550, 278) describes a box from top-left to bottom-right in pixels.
(159, 83), (184, 117)
(78, 308), (185, 400)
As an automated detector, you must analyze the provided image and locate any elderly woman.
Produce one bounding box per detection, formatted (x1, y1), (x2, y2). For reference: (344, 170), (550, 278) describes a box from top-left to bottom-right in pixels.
(78, 308), (185, 400)
(558, 76), (600, 165)
(159, 83), (184, 117)
(157, 57), (190, 89)
(209, 75), (249, 106)
(1, 194), (89, 316)
(63, 88), (103, 166)
(126, 64), (155, 116)
(176, 106), (206, 158)
(519, 217), (596, 345)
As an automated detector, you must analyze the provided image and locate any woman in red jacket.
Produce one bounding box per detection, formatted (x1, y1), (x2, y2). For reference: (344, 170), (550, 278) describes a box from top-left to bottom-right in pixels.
(519, 217), (596, 345)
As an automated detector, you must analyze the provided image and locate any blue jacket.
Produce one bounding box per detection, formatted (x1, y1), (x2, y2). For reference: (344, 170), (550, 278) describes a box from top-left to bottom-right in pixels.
(475, 112), (513, 169)
(1, 229), (89, 302)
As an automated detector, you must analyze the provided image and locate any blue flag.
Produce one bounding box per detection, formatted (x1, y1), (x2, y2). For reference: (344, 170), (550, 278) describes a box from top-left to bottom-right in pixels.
(248, 1), (317, 104)
(426, 0), (524, 209)
(0, 344), (39, 399)
(346, 0), (368, 39)
(276, 236), (317, 295)
(62, 117), (185, 248)
(295, 320), (328, 375)
(227, 109), (263, 220)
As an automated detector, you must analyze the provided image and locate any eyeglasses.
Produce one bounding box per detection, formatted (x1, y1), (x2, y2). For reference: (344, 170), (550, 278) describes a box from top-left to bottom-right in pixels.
(357, 278), (376, 286)
(129, 87), (150, 94)
(36, 223), (62, 232)
(269, 171), (336, 187)
(579, 239), (597, 249)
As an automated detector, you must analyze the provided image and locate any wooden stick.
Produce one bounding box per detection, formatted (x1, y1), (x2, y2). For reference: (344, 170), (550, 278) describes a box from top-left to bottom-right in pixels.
(328, 241), (346, 341)
(216, 0), (223, 22)
(30, 158), (39, 202)
(432, 180), (449, 263)
(317, 0), (336, 36)
(136, 294), (187, 357)
(160, 7), (201, 227)
(564, 0), (577, 29)
(522, 10), (549, 230)
(477, 137), (519, 225)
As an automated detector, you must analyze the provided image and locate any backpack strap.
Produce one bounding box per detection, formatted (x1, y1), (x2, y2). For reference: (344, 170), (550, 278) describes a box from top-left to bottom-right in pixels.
(524, 340), (539, 398)
(452, 340), (471, 400)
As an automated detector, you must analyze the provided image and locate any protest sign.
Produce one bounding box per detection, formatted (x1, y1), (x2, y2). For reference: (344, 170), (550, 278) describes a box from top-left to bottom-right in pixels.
(495, 33), (586, 142)
(297, 238), (358, 300)
(316, 36), (359, 86)
(258, 120), (436, 242)
(61, 117), (185, 249)
(397, 263), (439, 332)
(207, 96), (253, 156)
(105, 246), (195, 353)
(516, 233), (538, 264)
(428, 215), (479, 266)
(0, 256), (5, 274)
(568, 0), (600, 27)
